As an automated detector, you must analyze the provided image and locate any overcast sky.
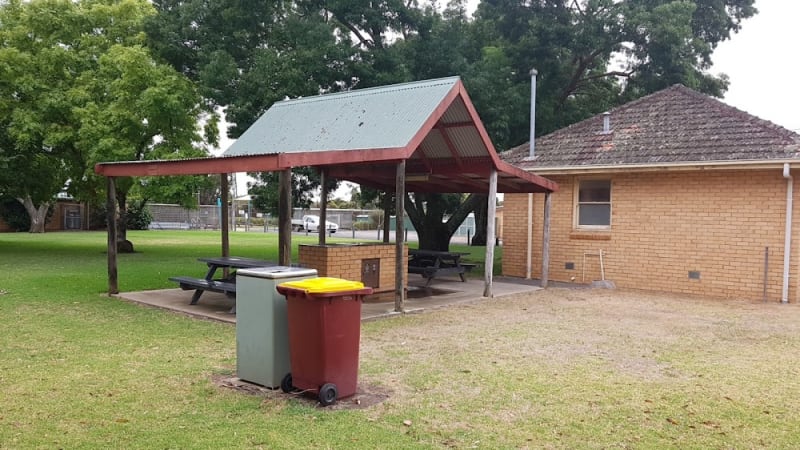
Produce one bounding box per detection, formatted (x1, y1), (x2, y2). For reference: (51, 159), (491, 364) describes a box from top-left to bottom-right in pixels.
(711, 0), (799, 132)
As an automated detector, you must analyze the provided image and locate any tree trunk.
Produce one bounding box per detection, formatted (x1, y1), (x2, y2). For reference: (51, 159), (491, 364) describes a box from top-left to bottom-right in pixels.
(470, 195), (488, 246)
(417, 221), (452, 251)
(116, 189), (128, 242)
(18, 196), (50, 233)
(405, 193), (484, 252)
(115, 189), (134, 253)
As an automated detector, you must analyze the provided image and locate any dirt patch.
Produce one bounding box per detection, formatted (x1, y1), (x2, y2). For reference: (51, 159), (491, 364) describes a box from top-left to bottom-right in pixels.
(212, 374), (391, 410)
(357, 287), (800, 405)
(216, 287), (800, 420)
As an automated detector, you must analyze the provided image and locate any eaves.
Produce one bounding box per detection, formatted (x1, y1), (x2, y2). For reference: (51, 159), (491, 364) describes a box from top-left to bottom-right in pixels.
(525, 159), (800, 175)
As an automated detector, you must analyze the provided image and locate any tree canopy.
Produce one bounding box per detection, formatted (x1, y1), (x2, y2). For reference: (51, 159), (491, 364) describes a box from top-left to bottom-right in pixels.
(143, 0), (755, 249)
(0, 0), (216, 233)
(1, 0), (756, 243)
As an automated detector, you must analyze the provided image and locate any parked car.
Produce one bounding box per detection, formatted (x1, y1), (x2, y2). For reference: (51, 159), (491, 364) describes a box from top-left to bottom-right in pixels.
(291, 215), (338, 233)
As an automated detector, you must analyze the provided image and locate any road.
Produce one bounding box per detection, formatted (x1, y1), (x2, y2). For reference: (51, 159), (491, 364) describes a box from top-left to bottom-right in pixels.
(230, 226), (474, 245)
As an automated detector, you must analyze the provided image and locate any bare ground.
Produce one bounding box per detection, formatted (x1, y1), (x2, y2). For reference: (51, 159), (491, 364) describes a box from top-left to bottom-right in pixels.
(222, 287), (800, 399)
(216, 287), (800, 446)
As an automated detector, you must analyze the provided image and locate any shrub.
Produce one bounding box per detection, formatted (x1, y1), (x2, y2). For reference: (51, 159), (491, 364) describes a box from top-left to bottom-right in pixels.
(0, 198), (30, 231)
(125, 199), (153, 230)
(353, 221), (373, 231)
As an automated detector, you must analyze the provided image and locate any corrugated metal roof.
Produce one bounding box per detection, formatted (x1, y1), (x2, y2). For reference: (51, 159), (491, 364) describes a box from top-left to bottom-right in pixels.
(224, 77), (461, 156)
(96, 76), (557, 194)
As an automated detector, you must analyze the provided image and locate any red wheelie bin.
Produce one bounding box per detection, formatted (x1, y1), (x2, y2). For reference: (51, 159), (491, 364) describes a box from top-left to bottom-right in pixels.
(276, 277), (373, 406)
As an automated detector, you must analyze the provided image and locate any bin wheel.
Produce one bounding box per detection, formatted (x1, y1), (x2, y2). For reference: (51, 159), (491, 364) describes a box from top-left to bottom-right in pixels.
(280, 373), (295, 393)
(318, 383), (338, 406)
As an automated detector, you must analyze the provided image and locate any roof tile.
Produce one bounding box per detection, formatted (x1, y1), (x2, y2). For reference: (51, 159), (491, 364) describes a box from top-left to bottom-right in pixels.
(503, 85), (800, 169)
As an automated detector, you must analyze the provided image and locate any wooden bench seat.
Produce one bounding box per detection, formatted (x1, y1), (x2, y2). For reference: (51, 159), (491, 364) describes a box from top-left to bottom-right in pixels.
(169, 276), (236, 304)
(408, 260), (474, 286)
(408, 264), (465, 277)
(460, 263), (477, 271)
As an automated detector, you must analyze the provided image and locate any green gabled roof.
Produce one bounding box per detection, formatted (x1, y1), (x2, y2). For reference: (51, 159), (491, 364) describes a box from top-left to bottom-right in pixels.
(95, 76), (557, 194)
(224, 77), (461, 156)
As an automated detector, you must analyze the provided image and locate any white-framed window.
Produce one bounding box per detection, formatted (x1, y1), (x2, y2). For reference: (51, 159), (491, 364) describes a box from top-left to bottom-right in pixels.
(576, 179), (611, 229)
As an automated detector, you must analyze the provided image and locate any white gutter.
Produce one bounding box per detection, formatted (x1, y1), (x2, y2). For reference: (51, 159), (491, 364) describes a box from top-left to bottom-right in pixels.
(525, 159), (800, 175)
(783, 163), (793, 303)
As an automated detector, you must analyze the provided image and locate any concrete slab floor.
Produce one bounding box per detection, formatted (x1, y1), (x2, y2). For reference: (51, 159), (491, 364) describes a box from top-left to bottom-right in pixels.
(115, 276), (542, 324)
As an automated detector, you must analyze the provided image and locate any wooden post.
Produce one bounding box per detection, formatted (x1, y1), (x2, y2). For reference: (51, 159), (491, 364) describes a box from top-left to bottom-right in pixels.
(278, 168), (292, 266)
(382, 193), (391, 243)
(542, 192), (552, 288)
(395, 160), (406, 312)
(106, 177), (119, 295)
(220, 174), (230, 258)
(319, 168), (327, 245)
(483, 169), (498, 297)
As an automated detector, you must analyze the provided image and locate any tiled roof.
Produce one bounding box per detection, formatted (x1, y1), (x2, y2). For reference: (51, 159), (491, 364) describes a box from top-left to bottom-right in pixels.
(503, 84), (800, 169)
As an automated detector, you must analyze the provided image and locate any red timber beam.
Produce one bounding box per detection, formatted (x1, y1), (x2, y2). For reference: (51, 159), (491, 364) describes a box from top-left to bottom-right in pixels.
(94, 154), (283, 177)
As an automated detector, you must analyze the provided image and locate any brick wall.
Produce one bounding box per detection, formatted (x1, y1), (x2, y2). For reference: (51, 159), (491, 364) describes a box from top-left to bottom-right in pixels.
(298, 243), (408, 293)
(504, 169), (800, 301)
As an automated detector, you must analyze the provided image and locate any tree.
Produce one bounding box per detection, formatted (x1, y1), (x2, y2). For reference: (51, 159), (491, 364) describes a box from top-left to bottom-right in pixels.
(137, 175), (220, 208)
(0, 0), (86, 232)
(73, 43), (215, 244)
(469, 0), (756, 143)
(144, 0), (756, 250)
(0, 0), (215, 236)
(145, 0), (356, 136)
(248, 167), (338, 217)
(404, 193), (484, 251)
(400, 0), (756, 248)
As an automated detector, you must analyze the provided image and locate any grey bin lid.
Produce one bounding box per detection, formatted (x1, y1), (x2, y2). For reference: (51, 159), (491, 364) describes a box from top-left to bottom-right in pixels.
(236, 266), (318, 279)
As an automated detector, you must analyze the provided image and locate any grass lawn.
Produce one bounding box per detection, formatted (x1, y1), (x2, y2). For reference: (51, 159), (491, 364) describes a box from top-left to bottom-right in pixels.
(2, 230), (800, 448)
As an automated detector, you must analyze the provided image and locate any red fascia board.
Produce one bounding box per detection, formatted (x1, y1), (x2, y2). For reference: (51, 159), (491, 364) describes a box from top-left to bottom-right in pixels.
(94, 154), (283, 177)
(496, 160), (558, 193)
(455, 83), (502, 165)
(93, 147), (407, 178)
(402, 81), (464, 159)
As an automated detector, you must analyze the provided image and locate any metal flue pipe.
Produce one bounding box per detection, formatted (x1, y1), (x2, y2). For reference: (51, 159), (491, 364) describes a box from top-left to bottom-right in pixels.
(529, 68), (538, 158)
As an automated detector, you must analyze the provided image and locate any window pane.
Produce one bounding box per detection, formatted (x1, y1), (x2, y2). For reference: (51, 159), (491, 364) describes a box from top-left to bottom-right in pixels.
(579, 180), (610, 202)
(578, 204), (610, 226)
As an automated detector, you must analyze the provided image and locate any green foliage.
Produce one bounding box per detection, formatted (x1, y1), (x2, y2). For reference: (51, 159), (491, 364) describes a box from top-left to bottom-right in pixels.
(124, 198), (153, 230)
(146, 0), (356, 136)
(144, 0), (756, 250)
(136, 175), (218, 208)
(0, 198), (30, 231)
(248, 167), (338, 217)
(355, 186), (389, 211)
(353, 221), (373, 231)
(0, 0), (216, 234)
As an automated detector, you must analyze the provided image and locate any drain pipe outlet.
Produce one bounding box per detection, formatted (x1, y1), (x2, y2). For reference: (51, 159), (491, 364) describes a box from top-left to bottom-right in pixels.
(783, 163), (793, 304)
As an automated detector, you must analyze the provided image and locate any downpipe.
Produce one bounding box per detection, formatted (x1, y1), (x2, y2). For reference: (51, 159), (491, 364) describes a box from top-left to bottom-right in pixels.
(782, 163), (793, 304)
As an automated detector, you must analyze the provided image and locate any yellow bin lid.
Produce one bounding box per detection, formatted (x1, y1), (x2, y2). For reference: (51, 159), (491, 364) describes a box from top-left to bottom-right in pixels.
(278, 277), (365, 294)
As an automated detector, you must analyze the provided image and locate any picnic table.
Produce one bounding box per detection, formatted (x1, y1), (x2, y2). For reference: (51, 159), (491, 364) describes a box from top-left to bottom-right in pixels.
(407, 249), (475, 287)
(169, 256), (277, 306)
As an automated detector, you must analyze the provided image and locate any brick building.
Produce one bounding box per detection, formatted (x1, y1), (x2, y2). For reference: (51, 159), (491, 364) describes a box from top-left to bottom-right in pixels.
(501, 85), (800, 302)
(0, 199), (86, 232)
